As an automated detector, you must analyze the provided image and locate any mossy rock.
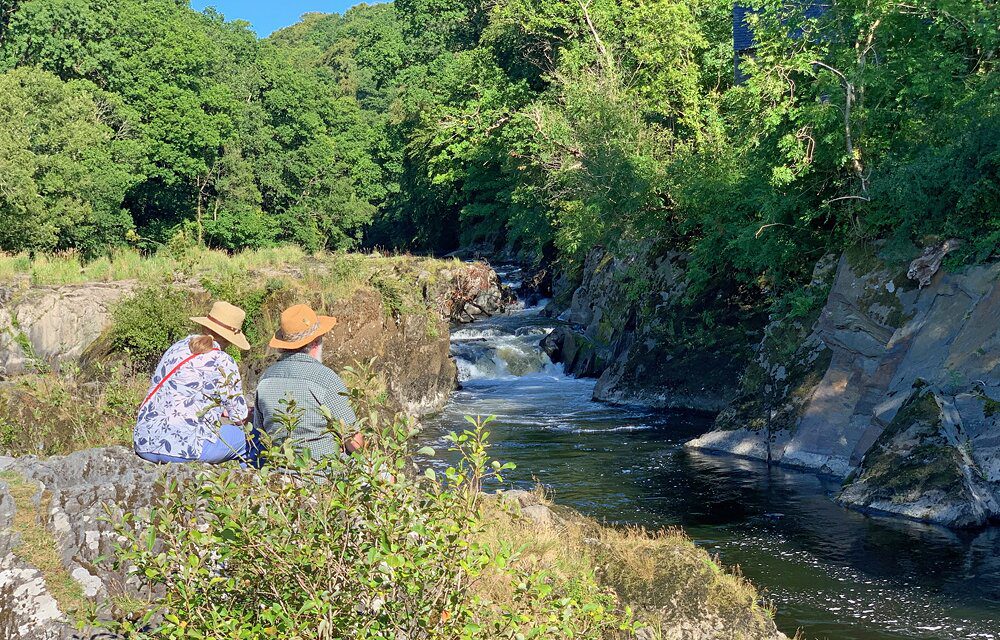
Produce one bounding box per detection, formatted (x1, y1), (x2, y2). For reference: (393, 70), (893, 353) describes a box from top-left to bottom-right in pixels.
(843, 392), (967, 505)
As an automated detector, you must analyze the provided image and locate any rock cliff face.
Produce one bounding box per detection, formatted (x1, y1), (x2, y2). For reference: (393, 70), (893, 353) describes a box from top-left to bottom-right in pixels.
(0, 281), (138, 376)
(688, 249), (1000, 527)
(543, 246), (761, 411)
(0, 260), (512, 415)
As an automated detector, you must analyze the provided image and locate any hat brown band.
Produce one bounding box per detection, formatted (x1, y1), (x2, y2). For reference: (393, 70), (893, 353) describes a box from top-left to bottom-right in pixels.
(206, 315), (242, 335)
(279, 320), (321, 343)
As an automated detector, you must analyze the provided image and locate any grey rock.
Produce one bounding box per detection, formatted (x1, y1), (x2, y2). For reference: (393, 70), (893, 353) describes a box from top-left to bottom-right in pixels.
(0, 447), (196, 638)
(521, 504), (557, 527)
(0, 281), (138, 376)
(547, 245), (754, 411)
(837, 390), (1000, 527)
(496, 489), (539, 509)
(689, 251), (1000, 527)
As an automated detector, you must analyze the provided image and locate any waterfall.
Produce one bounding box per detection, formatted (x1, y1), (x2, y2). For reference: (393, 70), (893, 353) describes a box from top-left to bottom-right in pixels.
(450, 305), (562, 381)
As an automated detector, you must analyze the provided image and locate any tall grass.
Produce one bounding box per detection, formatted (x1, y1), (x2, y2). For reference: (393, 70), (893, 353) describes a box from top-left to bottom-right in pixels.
(0, 245), (315, 286)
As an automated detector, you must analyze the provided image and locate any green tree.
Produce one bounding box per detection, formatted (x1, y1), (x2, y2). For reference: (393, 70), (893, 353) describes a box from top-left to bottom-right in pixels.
(0, 67), (139, 254)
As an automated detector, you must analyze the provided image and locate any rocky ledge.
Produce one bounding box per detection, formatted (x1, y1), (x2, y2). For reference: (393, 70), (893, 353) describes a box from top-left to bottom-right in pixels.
(0, 447), (191, 639)
(688, 246), (1000, 528)
(541, 245), (761, 412)
(0, 258), (513, 416)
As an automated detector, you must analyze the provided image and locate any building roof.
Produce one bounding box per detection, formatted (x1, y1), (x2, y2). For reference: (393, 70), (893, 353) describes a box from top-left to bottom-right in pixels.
(733, 5), (757, 53)
(733, 2), (830, 53)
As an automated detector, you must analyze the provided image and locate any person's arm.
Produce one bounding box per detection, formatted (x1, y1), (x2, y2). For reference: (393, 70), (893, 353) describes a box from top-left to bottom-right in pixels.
(324, 378), (361, 453)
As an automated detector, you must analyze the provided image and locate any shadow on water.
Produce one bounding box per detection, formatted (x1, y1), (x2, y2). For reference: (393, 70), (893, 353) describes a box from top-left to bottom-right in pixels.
(420, 276), (1000, 640)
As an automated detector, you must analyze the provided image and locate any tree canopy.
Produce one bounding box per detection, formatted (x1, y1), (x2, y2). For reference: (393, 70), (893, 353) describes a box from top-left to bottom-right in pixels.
(0, 0), (996, 296)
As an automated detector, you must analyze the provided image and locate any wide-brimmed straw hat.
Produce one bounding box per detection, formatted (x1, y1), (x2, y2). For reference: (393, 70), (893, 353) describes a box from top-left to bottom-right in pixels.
(191, 301), (251, 351)
(269, 304), (337, 350)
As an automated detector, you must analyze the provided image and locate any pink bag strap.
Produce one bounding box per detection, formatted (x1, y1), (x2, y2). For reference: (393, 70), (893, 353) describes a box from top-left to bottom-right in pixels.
(140, 348), (219, 409)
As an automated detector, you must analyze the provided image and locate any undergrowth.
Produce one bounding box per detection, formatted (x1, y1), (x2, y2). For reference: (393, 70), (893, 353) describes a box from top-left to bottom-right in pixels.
(0, 365), (141, 456)
(107, 416), (639, 639)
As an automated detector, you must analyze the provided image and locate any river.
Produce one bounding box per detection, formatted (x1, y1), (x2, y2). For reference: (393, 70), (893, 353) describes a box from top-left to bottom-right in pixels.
(420, 273), (1000, 640)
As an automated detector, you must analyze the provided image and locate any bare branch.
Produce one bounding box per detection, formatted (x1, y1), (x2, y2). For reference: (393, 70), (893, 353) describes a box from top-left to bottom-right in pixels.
(824, 195), (871, 205)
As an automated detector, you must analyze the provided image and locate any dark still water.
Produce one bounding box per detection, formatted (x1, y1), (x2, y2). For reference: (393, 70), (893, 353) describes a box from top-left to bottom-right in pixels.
(420, 299), (1000, 640)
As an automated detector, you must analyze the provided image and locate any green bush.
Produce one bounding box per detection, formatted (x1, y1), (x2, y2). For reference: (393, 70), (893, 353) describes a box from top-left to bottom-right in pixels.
(110, 415), (636, 639)
(109, 287), (198, 369)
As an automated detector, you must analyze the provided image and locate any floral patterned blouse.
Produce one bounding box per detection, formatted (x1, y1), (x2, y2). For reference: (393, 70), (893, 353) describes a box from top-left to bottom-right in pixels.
(134, 335), (248, 459)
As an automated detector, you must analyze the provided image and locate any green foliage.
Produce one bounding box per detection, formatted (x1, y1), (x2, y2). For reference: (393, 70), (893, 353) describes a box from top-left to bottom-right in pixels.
(109, 286), (197, 368)
(1, 0), (996, 313)
(0, 66), (139, 255)
(0, 0), (385, 254)
(110, 415), (635, 638)
(200, 275), (283, 348)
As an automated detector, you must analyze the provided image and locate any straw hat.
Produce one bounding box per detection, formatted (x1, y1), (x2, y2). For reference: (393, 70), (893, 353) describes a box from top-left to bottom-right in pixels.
(190, 301), (251, 351)
(269, 304), (337, 350)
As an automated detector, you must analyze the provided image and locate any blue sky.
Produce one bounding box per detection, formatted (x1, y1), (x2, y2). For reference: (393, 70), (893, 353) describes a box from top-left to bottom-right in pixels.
(191, 1), (381, 37)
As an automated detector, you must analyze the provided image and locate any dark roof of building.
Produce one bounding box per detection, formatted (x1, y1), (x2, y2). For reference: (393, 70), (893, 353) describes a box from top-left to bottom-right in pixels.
(733, 5), (757, 53)
(733, 2), (830, 52)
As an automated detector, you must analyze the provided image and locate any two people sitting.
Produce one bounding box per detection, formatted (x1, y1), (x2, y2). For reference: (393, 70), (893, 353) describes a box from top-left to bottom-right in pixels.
(133, 301), (362, 465)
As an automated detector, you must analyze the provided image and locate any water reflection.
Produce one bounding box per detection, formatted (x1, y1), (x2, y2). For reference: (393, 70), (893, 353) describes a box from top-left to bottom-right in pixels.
(421, 299), (1000, 640)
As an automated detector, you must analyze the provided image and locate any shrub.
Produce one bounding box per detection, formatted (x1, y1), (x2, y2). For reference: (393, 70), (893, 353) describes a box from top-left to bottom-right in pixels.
(110, 287), (199, 369)
(0, 367), (142, 456)
(110, 415), (636, 639)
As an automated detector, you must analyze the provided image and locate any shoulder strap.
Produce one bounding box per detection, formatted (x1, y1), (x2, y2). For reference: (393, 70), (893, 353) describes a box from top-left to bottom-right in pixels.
(140, 348), (220, 410)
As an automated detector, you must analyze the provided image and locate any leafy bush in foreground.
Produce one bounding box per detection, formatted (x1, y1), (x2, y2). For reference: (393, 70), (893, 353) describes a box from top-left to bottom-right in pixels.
(111, 415), (636, 639)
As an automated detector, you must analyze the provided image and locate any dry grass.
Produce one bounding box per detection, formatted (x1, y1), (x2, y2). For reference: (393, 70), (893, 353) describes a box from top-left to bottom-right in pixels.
(0, 246), (461, 289)
(0, 368), (143, 457)
(0, 246), (311, 286)
(0, 470), (91, 619)
(476, 490), (780, 640)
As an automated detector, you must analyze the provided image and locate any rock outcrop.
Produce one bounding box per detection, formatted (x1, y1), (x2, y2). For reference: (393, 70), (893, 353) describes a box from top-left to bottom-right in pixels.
(0, 281), (137, 377)
(543, 246), (762, 411)
(437, 261), (516, 324)
(688, 248), (1000, 527)
(0, 447), (193, 639)
(0, 260), (512, 415)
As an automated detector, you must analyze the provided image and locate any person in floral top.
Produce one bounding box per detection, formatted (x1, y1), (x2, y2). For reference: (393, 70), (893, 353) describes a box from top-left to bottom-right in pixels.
(133, 301), (252, 464)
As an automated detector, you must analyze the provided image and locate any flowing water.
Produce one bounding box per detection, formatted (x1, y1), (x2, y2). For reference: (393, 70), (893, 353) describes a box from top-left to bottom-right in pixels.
(420, 271), (1000, 640)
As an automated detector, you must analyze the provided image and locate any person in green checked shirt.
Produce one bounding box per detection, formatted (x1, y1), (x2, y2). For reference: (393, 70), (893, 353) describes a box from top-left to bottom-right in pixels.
(253, 304), (364, 460)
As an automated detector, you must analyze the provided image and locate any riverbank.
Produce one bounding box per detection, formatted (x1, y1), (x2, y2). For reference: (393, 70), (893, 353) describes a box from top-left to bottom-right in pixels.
(538, 242), (1000, 529)
(0, 445), (785, 639)
(0, 248), (784, 639)
(428, 297), (1000, 639)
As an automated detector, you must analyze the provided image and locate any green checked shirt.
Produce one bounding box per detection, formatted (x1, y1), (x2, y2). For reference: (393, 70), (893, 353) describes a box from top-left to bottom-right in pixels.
(253, 352), (357, 459)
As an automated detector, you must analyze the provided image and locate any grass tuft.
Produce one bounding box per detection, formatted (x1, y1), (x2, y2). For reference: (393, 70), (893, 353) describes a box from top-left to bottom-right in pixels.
(476, 493), (778, 638)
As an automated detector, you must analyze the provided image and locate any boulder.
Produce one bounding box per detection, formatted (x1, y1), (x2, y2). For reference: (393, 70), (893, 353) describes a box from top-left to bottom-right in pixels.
(688, 249), (1000, 527)
(837, 390), (1000, 527)
(521, 504), (558, 527)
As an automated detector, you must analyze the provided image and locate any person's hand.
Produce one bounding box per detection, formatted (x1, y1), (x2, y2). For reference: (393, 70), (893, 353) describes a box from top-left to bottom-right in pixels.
(345, 432), (365, 455)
